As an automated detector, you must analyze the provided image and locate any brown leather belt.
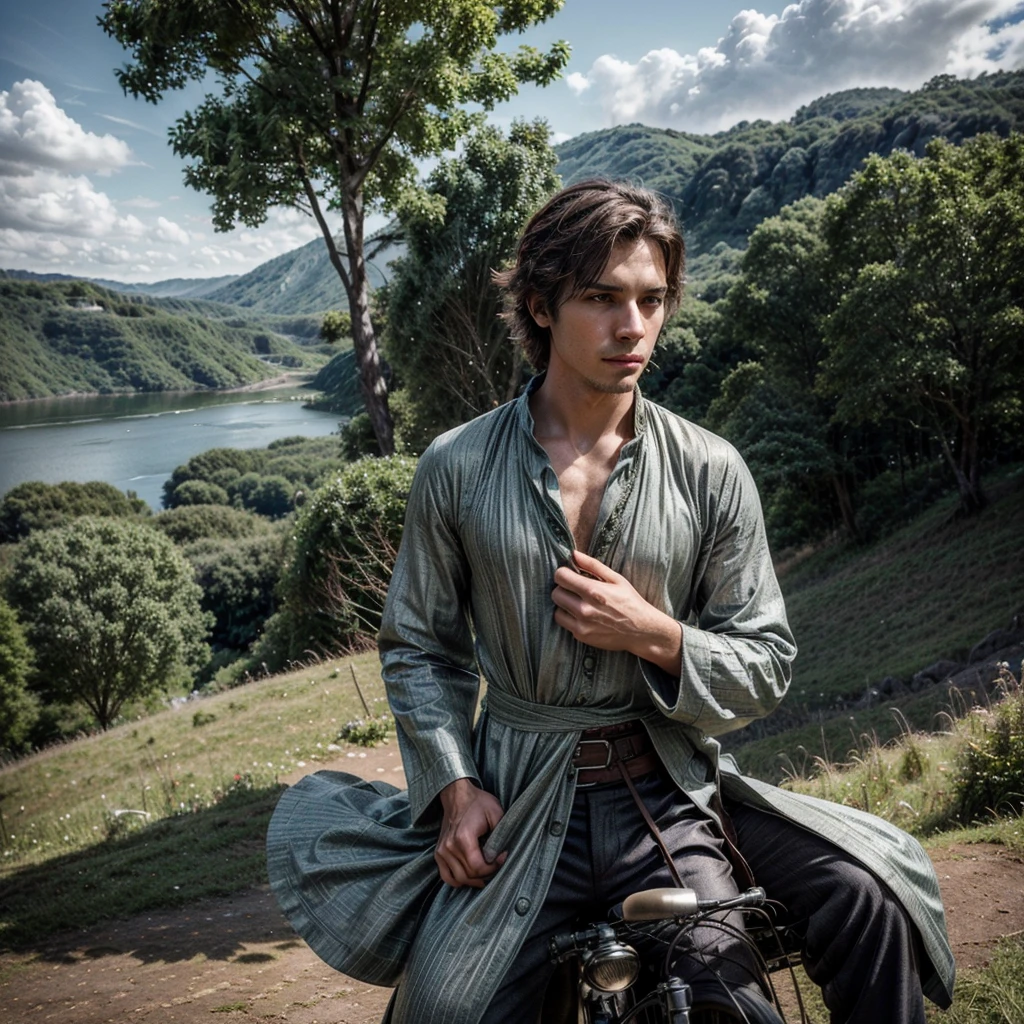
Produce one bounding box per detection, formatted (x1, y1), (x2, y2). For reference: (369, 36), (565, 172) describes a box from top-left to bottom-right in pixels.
(572, 721), (661, 787)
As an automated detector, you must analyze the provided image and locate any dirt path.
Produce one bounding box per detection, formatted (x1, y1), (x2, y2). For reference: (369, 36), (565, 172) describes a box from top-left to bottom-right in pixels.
(2, 746), (1021, 1023)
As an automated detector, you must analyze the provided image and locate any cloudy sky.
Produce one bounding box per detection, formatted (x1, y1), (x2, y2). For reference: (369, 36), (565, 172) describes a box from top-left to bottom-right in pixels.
(1, 0), (1022, 283)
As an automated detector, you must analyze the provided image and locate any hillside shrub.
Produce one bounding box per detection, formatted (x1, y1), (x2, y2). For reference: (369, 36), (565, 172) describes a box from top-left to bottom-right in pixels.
(0, 597), (39, 755)
(152, 504), (273, 545)
(168, 479), (231, 508)
(254, 455), (417, 669)
(6, 518), (211, 729)
(228, 472), (295, 518)
(953, 665), (1024, 823)
(185, 534), (285, 651)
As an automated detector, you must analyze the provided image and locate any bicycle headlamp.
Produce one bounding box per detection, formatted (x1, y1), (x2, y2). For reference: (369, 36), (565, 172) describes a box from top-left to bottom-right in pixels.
(581, 934), (640, 993)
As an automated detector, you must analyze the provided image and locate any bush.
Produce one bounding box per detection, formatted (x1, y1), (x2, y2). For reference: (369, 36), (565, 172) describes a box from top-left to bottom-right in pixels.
(0, 598), (39, 754)
(953, 665), (1024, 822)
(186, 534), (285, 651)
(168, 479), (231, 508)
(254, 455), (417, 668)
(151, 504), (273, 545)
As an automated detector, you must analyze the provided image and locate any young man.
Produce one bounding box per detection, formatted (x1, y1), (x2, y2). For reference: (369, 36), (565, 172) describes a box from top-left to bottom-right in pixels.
(268, 181), (954, 1023)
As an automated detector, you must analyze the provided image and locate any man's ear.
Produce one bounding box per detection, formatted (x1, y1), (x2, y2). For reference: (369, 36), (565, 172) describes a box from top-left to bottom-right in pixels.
(527, 293), (552, 328)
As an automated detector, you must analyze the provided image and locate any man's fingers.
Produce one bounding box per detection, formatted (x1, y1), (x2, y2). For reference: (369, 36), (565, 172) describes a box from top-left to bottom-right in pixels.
(572, 550), (617, 581)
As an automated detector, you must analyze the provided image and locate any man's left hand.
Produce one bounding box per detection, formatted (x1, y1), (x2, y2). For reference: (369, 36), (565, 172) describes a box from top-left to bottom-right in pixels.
(552, 551), (682, 676)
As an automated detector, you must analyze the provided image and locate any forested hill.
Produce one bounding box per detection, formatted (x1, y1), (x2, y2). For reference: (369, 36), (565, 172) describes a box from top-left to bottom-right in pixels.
(556, 71), (1024, 256)
(0, 279), (324, 402)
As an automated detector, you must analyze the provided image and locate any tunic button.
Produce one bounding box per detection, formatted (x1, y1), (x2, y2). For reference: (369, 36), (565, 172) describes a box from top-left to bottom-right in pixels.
(582, 655), (595, 670)
(549, 820), (564, 836)
(515, 897), (532, 915)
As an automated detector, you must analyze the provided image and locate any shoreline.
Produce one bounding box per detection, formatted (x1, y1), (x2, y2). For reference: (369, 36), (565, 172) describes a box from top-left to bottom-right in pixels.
(0, 370), (317, 408)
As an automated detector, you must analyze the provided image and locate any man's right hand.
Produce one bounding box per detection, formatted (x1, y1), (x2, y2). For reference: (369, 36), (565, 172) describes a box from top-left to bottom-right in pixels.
(436, 777), (507, 888)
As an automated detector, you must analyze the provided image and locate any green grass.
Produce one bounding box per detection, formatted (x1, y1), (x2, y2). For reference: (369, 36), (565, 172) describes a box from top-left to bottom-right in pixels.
(783, 471), (1023, 706)
(729, 468), (1024, 781)
(0, 651), (388, 948)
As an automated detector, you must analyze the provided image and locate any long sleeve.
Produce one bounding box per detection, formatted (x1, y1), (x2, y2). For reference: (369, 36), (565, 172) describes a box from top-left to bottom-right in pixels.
(643, 438), (797, 736)
(378, 440), (482, 825)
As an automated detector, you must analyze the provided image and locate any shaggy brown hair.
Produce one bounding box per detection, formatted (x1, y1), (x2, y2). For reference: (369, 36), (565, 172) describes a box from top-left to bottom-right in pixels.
(493, 179), (685, 371)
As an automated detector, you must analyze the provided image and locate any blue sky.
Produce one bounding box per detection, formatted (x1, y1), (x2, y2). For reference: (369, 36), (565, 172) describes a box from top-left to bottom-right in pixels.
(1, 0), (1022, 283)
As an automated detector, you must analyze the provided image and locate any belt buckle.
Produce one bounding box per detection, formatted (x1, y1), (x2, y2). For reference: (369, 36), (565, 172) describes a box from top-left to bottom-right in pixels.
(573, 738), (613, 786)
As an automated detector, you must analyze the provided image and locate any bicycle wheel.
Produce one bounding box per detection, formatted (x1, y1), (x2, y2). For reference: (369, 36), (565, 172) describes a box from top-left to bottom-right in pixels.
(690, 981), (784, 1024)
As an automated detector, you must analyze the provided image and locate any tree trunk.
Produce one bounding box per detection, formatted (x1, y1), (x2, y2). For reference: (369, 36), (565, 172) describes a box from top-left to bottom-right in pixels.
(340, 191), (394, 456)
(830, 472), (860, 540)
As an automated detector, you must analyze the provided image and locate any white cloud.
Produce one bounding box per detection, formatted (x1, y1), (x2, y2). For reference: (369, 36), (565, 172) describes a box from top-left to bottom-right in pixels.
(568, 0), (1024, 132)
(0, 167), (145, 238)
(0, 79), (133, 173)
(154, 216), (190, 245)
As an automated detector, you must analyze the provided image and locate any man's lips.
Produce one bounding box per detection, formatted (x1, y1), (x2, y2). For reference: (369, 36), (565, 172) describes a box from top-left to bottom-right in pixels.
(604, 355), (645, 366)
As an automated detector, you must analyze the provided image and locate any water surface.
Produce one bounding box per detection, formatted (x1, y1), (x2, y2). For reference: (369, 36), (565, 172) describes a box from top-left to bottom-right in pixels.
(0, 389), (344, 510)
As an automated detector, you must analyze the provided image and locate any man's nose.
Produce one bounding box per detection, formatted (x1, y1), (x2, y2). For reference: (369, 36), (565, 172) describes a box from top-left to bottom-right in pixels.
(616, 301), (645, 340)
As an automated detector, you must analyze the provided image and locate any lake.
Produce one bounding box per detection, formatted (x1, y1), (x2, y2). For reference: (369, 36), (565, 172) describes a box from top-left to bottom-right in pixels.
(0, 388), (345, 510)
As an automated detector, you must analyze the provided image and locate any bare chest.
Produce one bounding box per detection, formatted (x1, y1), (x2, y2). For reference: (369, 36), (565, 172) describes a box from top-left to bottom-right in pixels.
(545, 445), (621, 554)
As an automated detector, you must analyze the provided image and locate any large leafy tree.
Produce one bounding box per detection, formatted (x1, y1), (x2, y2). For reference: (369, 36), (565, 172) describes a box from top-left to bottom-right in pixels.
(7, 518), (211, 729)
(101, 0), (569, 455)
(384, 119), (560, 445)
(821, 133), (1024, 514)
(719, 198), (860, 538)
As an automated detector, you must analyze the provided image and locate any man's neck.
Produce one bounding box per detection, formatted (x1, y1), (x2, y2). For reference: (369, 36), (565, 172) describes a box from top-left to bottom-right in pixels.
(529, 372), (637, 453)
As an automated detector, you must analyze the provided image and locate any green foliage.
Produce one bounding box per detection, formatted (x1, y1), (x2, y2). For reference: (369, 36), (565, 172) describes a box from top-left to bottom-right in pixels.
(319, 309), (352, 345)
(0, 279), (312, 401)
(101, 0), (571, 456)
(385, 118), (561, 444)
(821, 133), (1024, 514)
(227, 473), (295, 519)
(940, 936), (1024, 1024)
(162, 437), (342, 511)
(0, 598), (39, 754)
(6, 518), (212, 729)
(953, 667), (1024, 823)
(0, 479), (148, 542)
(151, 504), (274, 545)
(338, 714), (391, 747)
(257, 455), (417, 667)
(558, 70), (1024, 257)
(185, 534), (285, 652)
(385, 120), (560, 445)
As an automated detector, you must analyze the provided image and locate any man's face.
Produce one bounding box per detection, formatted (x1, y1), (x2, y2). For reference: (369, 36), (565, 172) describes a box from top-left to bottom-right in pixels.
(530, 238), (668, 395)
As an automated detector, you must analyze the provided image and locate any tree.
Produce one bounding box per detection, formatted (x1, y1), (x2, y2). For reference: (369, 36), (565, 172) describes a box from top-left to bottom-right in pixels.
(6, 519), (211, 729)
(384, 119), (560, 444)
(821, 134), (1024, 514)
(0, 480), (148, 543)
(101, 1), (570, 455)
(0, 598), (38, 754)
(719, 198), (861, 538)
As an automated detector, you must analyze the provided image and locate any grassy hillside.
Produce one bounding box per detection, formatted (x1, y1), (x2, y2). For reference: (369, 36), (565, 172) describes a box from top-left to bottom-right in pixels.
(0, 279), (327, 402)
(727, 467), (1024, 780)
(0, 652), (387, 946)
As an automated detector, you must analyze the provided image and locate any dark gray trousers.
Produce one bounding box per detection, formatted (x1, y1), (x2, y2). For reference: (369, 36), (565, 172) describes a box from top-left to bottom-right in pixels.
(483, 770), (926, 1024)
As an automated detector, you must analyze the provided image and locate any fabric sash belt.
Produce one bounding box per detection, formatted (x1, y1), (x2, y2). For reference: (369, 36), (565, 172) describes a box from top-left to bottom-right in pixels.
(484, 687), (659, 732)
